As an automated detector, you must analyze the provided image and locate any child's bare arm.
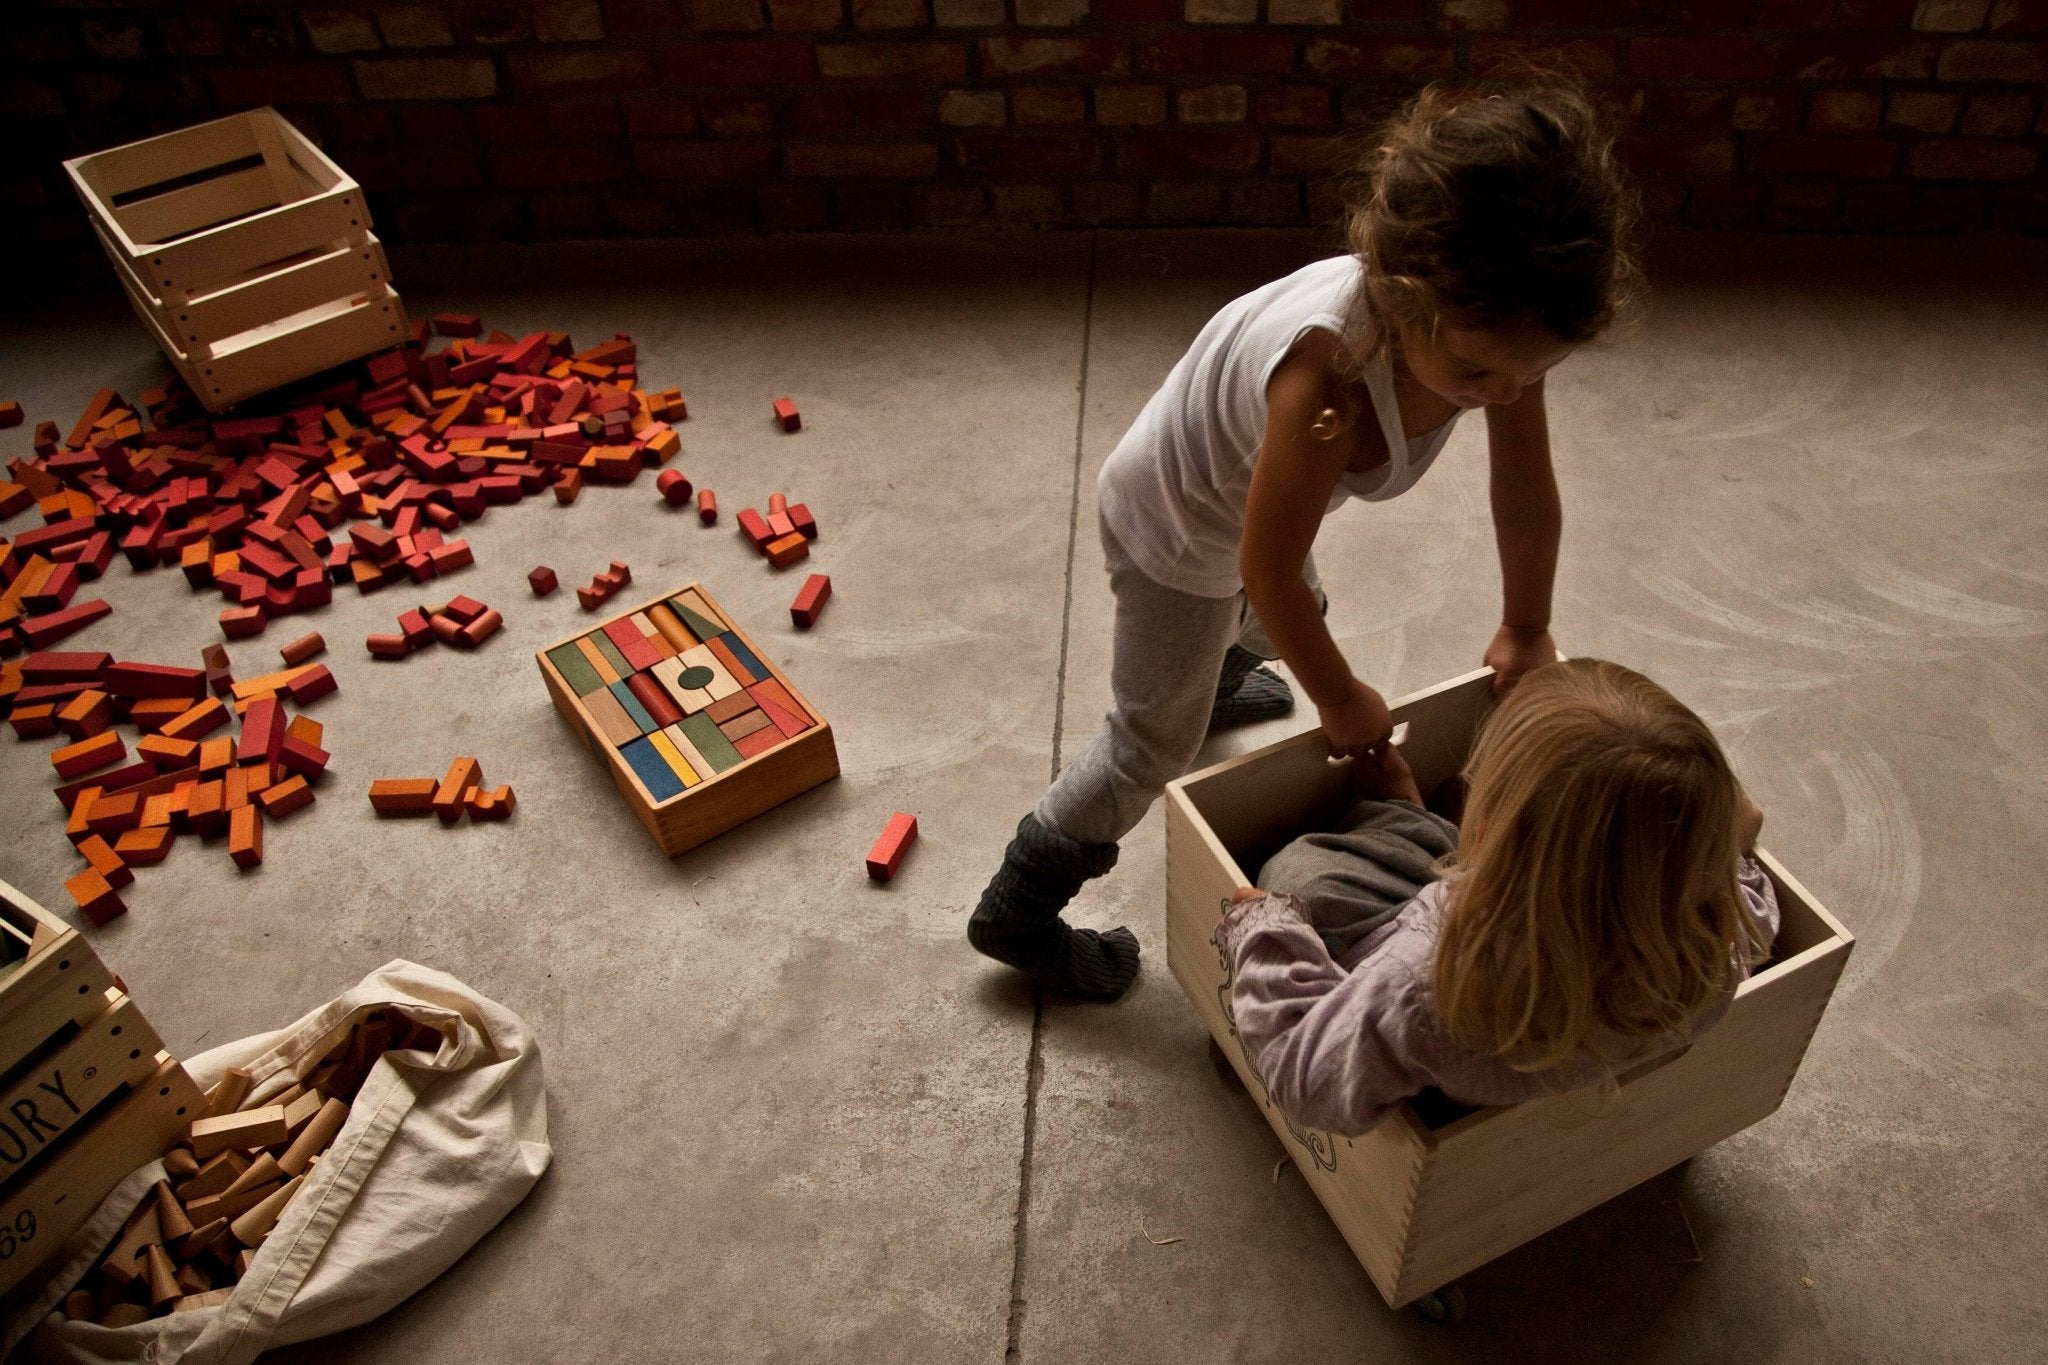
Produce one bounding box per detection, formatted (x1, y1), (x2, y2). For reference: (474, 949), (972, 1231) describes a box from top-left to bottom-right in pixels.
(1482, 379), (1562, 690)
(1243, 335), (1394, 757)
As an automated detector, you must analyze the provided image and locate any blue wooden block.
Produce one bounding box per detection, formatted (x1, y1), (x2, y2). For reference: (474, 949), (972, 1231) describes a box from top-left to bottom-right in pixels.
(619, 737), (684, 800)
(611, 680), (657, 733)
(714, 632), (770, 686)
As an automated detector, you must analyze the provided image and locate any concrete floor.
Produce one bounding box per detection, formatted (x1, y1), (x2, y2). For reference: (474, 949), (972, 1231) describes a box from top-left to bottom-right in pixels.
(2, 227), (2043, 1363)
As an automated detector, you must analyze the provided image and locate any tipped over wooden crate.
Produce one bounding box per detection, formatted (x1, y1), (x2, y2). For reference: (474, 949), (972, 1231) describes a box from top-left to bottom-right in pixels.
(0, 876), (204, 1296)
(1165, 667), (1855, 1310)
(63, 107), (406, 413)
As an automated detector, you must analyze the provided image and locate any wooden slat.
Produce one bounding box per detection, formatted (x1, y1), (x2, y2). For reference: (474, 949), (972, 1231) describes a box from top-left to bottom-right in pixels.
(0, 992), (166, 1193)
(64, 110), (261, 201)
(111, 164), (281, 252)
(143, 189), (367, 299)
(193, 288), (405, 409)
(179, 237), (390, 353)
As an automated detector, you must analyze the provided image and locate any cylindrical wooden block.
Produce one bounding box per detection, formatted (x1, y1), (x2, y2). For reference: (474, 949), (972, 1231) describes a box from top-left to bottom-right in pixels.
(278, 1098), (348, 1176)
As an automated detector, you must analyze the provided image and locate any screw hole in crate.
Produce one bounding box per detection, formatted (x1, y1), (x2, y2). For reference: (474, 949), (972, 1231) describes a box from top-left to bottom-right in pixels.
(175, 1105), (188, 1116)
(58, 959), (70, 970)
(111, 1025), (122, 1036)
(77, 984), (89, 995)
(128, 1049), (140, 1060)
(158, 1085), (170, 1097)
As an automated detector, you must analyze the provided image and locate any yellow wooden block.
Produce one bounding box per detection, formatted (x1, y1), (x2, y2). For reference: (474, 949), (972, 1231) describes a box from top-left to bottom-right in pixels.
(647, 729), (700, 788)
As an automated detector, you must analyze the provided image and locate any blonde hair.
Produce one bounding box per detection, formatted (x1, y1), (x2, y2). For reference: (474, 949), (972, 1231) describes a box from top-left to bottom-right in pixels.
(1433, 660), (1767, 1078)
(1338, 76), (1643, 375)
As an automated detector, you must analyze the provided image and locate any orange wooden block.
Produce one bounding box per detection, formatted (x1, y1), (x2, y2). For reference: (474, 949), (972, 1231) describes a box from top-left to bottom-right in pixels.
(286, 714), (323, 748)
(129, 696), (193, 733)
(279, 632), (326, 666)
(57, 690), (111, 739)
(77, 834), (133, 889)
(52, 729), (125, 779)
(467, 784), (516, 821)
(199, 737), (233, 774)
(138, 733), (199, 766)
(865, 812), (918, 881)
(764, 532), (809, 569)
(432, 757), (482, 824)
(258, 774), (315, 817)
(162, 697), (230, 740)
(369, 778), (437, 815)
(115, 826), (174, 865)
(65, 867), (127, 925)
(228, 804), (263, 868)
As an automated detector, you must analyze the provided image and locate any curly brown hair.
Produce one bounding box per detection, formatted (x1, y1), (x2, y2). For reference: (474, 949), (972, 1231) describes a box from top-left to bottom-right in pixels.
(1338, 78), (1643, 372)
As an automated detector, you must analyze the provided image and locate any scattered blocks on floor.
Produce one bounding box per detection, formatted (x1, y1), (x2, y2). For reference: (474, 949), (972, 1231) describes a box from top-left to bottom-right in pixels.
(772, 396), (800, 432)
(529, 565), (558, 597)
(866, 812), (919, 881)
(790, 574), (832, 628)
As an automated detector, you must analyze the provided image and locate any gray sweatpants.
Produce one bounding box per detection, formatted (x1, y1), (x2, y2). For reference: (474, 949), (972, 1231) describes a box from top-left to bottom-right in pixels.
(1035, 515), (1323, 847)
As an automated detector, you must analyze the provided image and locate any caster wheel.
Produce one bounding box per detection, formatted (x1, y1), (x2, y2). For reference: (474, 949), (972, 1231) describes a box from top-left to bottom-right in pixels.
(1412, 1286), (1467, 1324)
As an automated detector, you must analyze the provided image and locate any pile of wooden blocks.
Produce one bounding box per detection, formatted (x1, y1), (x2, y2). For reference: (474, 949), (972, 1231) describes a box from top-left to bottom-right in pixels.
(57, 1009), (427, 1325)
(0, 322), (685, 652)
(368, 756), (516, 823)
(3, 646), (336, 924)
(735, 492), (817, 570)
(364, 594), (503, 659)
(536, 583), (839, 856)
(0, 875), (205, 1298)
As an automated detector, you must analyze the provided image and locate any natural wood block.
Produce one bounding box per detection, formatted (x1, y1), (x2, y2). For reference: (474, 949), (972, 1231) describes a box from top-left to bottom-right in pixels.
(1162, 666), (1858, 1309)
(536, 581), (839, 858)
(188, 1105), (288, 1161)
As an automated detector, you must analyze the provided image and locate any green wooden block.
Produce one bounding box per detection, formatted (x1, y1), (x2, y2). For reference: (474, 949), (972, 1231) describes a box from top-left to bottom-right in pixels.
(546, 642), (605, 696)
(678, 712), (743, 773)
(587, 629), (634, 677)
(668, 598), (726, 644)
(611, 680), (657, 733)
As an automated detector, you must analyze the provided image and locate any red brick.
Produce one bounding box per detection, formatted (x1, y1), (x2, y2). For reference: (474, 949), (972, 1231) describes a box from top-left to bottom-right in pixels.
(852, 0), (928, 24)
(212, 63), (359, 107)
(636, 138), (779, 178)
(1141, 34), (1297, 76)
(1808, 89), (1882, 132)
(1938, 39), (2048, 79)
(490, 141), (631, 189)
(771, 0), (846, 25)
(1908, 136), (2038, 179)
(1269, 134), (1344, 174)
(1625, 37), (1781, 81)
(1469, 38), (1621, 80)
(606, 0), (686, 30)
(1094, 84), (1167, 124)
(788, 90), (928, 131)
(913, 184), (989, 224)
(759, 180), (832, 226)
(302, 11), (381, 54)
(1750, 134), (1898, 178)
(832, 183), (908, 227)
(786, 141), (939, 176)
(509, 50), (654, 93)
(1885, 90), (1960, 132)
(1990, 0), (2048, 33)
(1959, 93), (2034, 135)
(816, 41), (966, 79)
(1618, 132), (1735, 177)
(702, 93), (778, 132)
(1098, 0), (1178, 15)
(1733, 90), (1803, 131)
(687, 0), (768, 27)
(1786, 38), (1939, 81)
(1302, 36), (1452, 77)
(1513, 0), (1662, 21)
(1646, 88), (1734, 127)
(624, 93), (701, 135)
(353, 56), (498, 99)
(1254, 85), (1331, 126)
(981, 37), (1127, 76)
(1014, 86), (1086, 124)
(664, 40), (815, 82)
(1148, 181), (1223, 221)
(1116, 130), (1260, 175)
(1229, 179), (1303, 224)
(956, 132), (1101, 176)
(1834, 0), (1918, 23)
(1074, 180), (1143, 221)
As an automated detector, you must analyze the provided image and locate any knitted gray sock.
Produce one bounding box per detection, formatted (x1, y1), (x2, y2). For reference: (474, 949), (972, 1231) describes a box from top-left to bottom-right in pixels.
(968, 814), (1138, 1002)
(1210, 659), (1295, 729)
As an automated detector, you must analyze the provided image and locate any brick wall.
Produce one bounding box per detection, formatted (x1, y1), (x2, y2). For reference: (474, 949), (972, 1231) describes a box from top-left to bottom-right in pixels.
(9, 0), (2046, 242)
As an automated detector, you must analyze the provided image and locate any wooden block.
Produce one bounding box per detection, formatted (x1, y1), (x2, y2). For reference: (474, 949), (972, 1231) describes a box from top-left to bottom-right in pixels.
(529, 565), (558, 597)
(257, 774), (314, 817)
(155, 1179), (194, 1241)
(219, 604), (266, 639)
(618, 736), (684, 800)
(747, 677), (815, 738)
(735, 507), (773, 551)
(57, 689), (111, 738)
(608, 679), (657, 733)
(456, 608), (503, 648)
(183, 1181), (277, 1228)
(137, 733), (200, 767)
(645, 730), (701, 789)
(704, 635), (760, 688)
(146, 1243), (180, 1306)
(468, 783), (517, 819)
(116, 825), (175, 864)
(203, 1067), (253, 1122)
(432, 312), (482, 337)
(668, 590), (726, 638)
(697, 489), (717, 524)
(432, 757), (483, 823)
(731, 725), (781, 760)
(237, 696), (284, 764)
(0, 400), (21, 428)
(65, 868), (127, 925)
(165, 1149), (201, 1181)
(865, 811), (918, 881)
(188, 1105), (288, 1161)
(52, 729), (125, 778)
(645, 603), (697, 652)
(545, 640), (605, 695)
(772, 396), (800, 432)
(625, 672), (684, 728)
(656, 468), (693, 507)
(767, 510), (795, 538)
(278, 1097), (348, 1176)
(719, 708), (775, 743)
(764, 532), (809, 568)
(198, 737), (233, 775)
(63, 1290), (94, 1321)
(790, 573), (831, 628)
(553, 468), (583, 505)
(578, 684), (643, 748)
(368, 777), (437, 815)
(162, 697), (230, 740)
(788, 502), (817, 540)
(180, 1150), (249, 1201)
(279, 632), (326, 666)
(706, 690), (759, 725)
(287, 714), (323, 747)
(584, 629), (632, 678)
(676, 711), (743, 774)
(228, 804), (262, 868)
(367, 632), (411, 659)
(77, 833), (134, 889)
(223, 1152), (284, 1199)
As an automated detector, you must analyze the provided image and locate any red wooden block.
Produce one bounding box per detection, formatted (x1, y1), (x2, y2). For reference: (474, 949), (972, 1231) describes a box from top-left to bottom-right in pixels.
(219, 605), (267, 639)
(25, 599), (112, 647)
(285, 663), (337, 705)
(528, 565), (558, 597)
(609, 560), (631, 586)
(278, 735), (331, 778)
(625, 673), (683, 728)
(788, 503), (817, 540)
(20, 651), (111, 683)
(397, 608), (434, 649)
(443, 595), (488, 624)
(772, 396), (800, 432)
(162, 697), (230, 741)
(731, 726), (781, 760)
(432, 312), (483, 338)
(656, 468), (693, 507)
(790, 573), (831, 628)
(697, 489), (717, 525)
(280, 632), (326, 666)
(736, 508), (773, 552)
(77, 834), (133, 890)
(456, 609), (502, 648)
(766, 510), (795, 539)
(553, 469), (583, 505)
(238, 698), (285, 765)
(101, 661), (206, 700)
(576, 585), (604, 611)
(746, 679), (812, 738)
(367, 633), (411, 659)
(865, 812), (918, 881)
(52, 730), (125, 779)
(603, 618), (661, 671)
(257, 774), (315, 817)
(0, 400), (22, 428)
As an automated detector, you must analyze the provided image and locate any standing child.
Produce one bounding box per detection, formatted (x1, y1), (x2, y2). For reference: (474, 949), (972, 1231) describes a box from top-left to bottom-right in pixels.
(968, 78), (1642, 1002)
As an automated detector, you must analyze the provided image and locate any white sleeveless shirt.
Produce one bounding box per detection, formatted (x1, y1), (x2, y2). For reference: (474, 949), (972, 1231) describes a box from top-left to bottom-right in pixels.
(1097, 255), (1463, 599)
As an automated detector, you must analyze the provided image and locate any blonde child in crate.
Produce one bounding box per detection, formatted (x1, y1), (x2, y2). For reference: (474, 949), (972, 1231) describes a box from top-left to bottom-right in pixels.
(1216, 659), (1780, 1135)
(968, 78), (1643, 1002)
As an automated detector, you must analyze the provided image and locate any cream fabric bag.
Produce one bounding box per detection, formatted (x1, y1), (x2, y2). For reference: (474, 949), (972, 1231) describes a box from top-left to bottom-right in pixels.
(3, 960), (550, 1364)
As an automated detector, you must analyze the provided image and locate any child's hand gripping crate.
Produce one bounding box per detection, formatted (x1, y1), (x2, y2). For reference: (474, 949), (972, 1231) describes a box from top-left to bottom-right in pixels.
(0, 876), (204, 1296)
(1164, 666), (1855, 1311)
(63, 108), (406, 413)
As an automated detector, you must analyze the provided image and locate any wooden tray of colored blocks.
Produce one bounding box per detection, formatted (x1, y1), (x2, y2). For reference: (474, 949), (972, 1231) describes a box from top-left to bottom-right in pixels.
(536, 583), (839, 856)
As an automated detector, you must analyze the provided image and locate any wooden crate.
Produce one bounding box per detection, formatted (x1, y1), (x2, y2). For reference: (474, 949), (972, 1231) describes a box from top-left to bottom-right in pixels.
(62, 107), (406, 413)
(1164, 667), (1855, 1309)
(536, 583), (840, 857)
(0, 878), (204, 1296)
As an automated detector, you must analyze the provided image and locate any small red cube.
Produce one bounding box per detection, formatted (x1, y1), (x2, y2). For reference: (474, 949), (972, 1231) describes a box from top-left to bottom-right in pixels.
(772, 396), (800, 432)
(529, 565), (559, 597)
